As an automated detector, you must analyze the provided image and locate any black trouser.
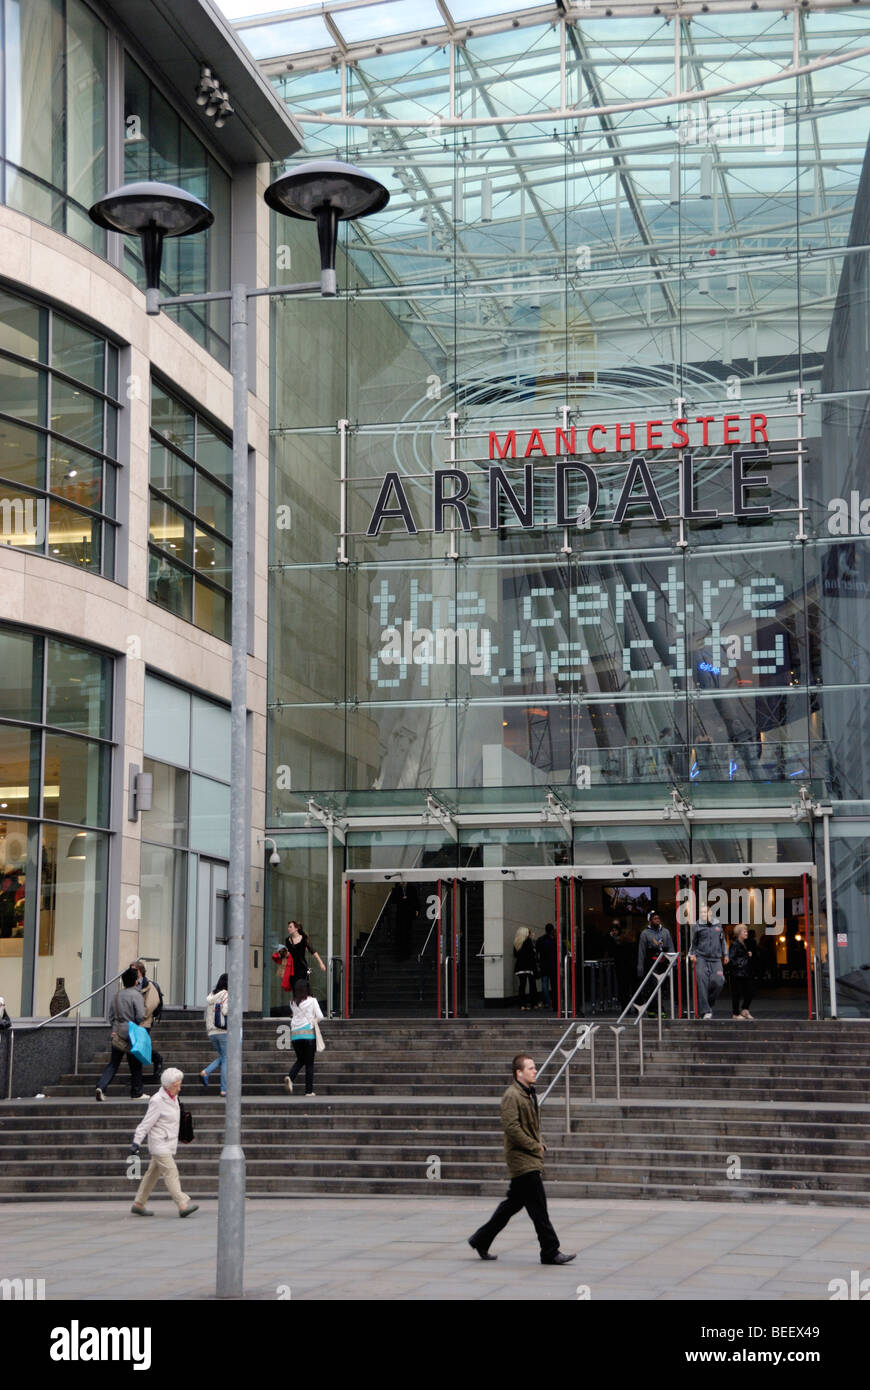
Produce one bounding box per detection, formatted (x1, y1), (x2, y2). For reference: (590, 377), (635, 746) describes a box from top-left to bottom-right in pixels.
(97, 1046), (143, 1097)
(289, 1039), (316, 1093)
(731, 975), (754, 1014)
(471, 1171), (560, 1261)
(517, 973), (538, 1006)
(146, 1028), (163, 1076)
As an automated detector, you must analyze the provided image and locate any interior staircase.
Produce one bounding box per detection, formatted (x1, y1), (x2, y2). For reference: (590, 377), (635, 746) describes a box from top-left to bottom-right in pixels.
(2, 1018), (870, 1204)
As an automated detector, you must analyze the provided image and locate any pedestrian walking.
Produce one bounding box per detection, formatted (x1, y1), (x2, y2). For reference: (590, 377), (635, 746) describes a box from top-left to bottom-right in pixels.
(132, 959), (164, 1079)
(636, 911), (675, 1016)
(688, 909), (729, 1020)
(729, 925), (755, 1019)
(514, 927), (539, 1010)
(95, 967), (146, 1101)
(468, 1054), (575, 1265)
(536, 923), (557, 1011)
(129, 1067), (198, 1218)
(282, 978), (324, 1097)
(200, 973), (228, 1095)
(285, 920), (326, 985)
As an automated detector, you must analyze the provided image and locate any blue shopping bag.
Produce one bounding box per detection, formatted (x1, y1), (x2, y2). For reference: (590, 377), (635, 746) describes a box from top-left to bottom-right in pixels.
(127, 1022), (152, 1066)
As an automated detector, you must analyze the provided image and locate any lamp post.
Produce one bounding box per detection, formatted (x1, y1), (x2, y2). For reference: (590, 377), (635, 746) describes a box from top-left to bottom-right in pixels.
(89, 161), (388, 1298)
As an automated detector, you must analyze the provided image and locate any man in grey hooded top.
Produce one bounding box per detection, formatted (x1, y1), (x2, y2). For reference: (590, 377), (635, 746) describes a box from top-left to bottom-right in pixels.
(636, 912), (675, 1015)
(688, 908), (729, 1019)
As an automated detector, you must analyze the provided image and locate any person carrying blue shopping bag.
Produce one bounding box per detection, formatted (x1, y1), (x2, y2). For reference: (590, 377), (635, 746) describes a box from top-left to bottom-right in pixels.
(95, 967), (146, 1101)
(200, 973), (228, 1096)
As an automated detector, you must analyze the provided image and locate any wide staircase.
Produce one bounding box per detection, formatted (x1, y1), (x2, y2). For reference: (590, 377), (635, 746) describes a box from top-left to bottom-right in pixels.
(2, 1018), (870, 1204)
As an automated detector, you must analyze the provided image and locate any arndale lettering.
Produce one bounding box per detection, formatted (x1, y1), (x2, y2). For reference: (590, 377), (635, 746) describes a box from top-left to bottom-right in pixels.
(366, 449), (772, 537)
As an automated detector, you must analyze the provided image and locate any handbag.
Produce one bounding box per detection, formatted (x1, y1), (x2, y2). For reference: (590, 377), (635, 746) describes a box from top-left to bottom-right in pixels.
(127, 1022), (152, 1066)
(178, 1100), (194, 1144)
(313, 1019), (325, 1054)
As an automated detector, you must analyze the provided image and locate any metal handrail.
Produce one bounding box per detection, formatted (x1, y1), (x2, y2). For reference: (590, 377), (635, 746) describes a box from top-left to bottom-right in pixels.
(617, 952), (679, 1030)
(358, 884), (399, 959)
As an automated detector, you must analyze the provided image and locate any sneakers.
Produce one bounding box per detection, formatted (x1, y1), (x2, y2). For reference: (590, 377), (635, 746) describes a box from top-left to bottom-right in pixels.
(303, 1092), (316, 1098)
(741, 1009), (755, 1020)
(179, 1203), (199, 1218)
(702, 1013), (713, 1020)
(95, 1088), (104, 1102)
(541, 1251), (576, 1266)
(200, 1071), (209, 1090)
(283, 1076), (293, 1094)
(131, 1093), (148, 1100)
(130, 1204), (153, 1217)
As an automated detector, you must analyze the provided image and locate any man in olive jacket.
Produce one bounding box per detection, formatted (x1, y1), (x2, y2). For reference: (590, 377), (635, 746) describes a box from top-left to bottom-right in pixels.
(468, 1054), (575, 1265)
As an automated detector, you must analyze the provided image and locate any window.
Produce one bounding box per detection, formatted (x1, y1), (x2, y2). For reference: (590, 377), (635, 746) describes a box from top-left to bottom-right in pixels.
(0, 288), (120, 577)
(148, 381), (232, 641)
(124, 56), (231, 367)
(0, 623), (112, 1017)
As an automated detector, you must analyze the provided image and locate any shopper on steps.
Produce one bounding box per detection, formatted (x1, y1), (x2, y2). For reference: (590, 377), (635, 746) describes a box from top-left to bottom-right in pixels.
(200, 973), (228, 1096)
(95, 967), (146, 1101)
(283, 978), (324, 1097)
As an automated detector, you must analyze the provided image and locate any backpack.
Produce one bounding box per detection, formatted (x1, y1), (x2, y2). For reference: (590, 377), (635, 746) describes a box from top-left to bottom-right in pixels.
(213, 996), (227, 1031)
(151, 981), (164, 1023)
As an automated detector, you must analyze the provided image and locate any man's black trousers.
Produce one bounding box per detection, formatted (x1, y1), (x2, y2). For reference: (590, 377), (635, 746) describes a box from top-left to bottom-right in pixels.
(472, 1171), (560, 1261)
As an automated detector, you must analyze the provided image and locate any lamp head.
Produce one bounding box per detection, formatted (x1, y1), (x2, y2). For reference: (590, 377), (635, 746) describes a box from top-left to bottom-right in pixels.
(88, 182), (214, 295)
(265, 160), (390, 297)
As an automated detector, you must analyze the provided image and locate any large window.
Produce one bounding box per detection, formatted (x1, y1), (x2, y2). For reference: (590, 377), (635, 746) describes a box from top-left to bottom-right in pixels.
(0, 287), (120, 577)
(139, 673), (230, 1004)
(148, 381), (232, 641)
(124, 56), (231, 367)
(0, 624), (112, 1017)
(2, 0), (107, 254)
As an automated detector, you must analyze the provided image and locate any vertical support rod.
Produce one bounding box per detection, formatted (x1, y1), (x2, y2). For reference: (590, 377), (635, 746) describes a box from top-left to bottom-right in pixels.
(337, 418), (350, 564)
(216, 283), (249, 1301)
(589, 1027), (596, 1104)
(795, 387), (807, 541)
(326, 823), (334, 1018)
(638, 1014), (644, 1077)
(803, 871), (812, 1021)
(555, 877), (562, 1017)
(674, 14), (681, 98)
(447, 412), (459, 560)
(344, 878), (352, 1019)
(570, 876), (577, 1018)
(74, 1011), (81, 1074)
(657, 990), (663, 1043)
(564, 1053), (570, 1134)
(436, 878), (442, 1019)
(612, 1027), (622, 1101)
(821, 809), (837, 1018)
(675, 873), (683, 1017)
(6, 1029), (13, 1099)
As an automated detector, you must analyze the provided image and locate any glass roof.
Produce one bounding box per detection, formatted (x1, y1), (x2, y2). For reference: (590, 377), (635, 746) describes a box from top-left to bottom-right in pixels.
(219, 0), (870, 410)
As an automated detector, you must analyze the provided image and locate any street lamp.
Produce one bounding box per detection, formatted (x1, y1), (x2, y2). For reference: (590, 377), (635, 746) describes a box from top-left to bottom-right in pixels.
(89, 161), (388, 1299)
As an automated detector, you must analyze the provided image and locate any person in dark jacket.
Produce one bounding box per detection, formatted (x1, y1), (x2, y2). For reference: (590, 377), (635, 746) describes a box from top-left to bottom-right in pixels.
(608, 922), (635, 1010)
(729, 925), (755, 1019)
(514, 927), (539, 1010)
(536, 924), (557, 1011)
(468, 1054), (575, 1265)
(96, 967), (146, 1101)
(636, 912), (675, 1016)
(688, 910), (729, 1019)
(132, 959), (163, 1079)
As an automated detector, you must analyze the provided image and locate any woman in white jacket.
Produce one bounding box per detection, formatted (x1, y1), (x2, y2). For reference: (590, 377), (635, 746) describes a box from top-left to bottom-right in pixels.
(129, 1067), (198, 1218)
(282, 979), (324, 1097)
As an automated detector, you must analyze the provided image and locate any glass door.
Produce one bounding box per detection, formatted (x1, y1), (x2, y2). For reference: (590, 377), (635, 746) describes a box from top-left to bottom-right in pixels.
(344, 876), (454, 1016)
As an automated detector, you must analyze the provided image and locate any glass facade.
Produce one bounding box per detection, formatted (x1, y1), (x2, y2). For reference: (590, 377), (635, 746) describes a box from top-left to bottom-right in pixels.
(261, 3), (870, 1016)
(140, 673), (230, 1004)
(148, 381), (233, 641)
(0, 287), (120, 576)
(0, 623), (112, 1016)
(0, 0), (233, 366)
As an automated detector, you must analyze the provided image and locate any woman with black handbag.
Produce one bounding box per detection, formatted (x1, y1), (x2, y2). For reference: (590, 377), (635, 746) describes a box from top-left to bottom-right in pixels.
(129, 1067), (198, 1218)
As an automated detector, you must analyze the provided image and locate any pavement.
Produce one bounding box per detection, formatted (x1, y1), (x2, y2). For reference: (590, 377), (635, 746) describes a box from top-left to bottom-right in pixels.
(2, 1196), (868, 1300)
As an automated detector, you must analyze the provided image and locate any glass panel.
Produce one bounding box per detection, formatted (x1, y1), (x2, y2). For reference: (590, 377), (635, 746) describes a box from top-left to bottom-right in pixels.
(5, 0), (66, 209)
(46, 498), (101, 571)
(0, 628), (40, 721)
(189, 774), (230, 858)
(49, 438), (102, 512)
(64, 0), (107, 214)
(194, 473), (230, 536)
(190, 696), (230, 781)
(141, 759), (189, 847)
(148, 550), (193, 623)
(0, 724), (39, 816)
(0, 818), (31, 1015)
(0, 291), (44, 361)
(50, 379), (103, 451)
(42, 733), (109, 827)
(151, 385), (195, 459)
(34, 824), (108, 1019)
(193, 525), (231, 585)
(150, 438), (194, 511)
(0, 356), (45, 424)
(45, 639), (111, 738)
(193, 580), (230, 642)
(196, 418), (232, 484)
(0, 417), (45, 490)
(143, 674), (190, 766)
(149, 497), (193, 565)
(0, 489), (45, 554)
(51, 315), (104, 392)
(138, 842), (187, 1006)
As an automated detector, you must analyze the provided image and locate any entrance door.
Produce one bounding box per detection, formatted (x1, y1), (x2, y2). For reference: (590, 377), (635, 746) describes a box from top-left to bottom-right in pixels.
(344, 876), (455, 1016)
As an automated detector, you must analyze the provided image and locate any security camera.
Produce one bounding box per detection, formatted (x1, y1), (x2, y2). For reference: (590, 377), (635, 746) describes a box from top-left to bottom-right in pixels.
(269, 850), (281, 867)
(742, 868), (752, 877)
(622, 869), (633, 879)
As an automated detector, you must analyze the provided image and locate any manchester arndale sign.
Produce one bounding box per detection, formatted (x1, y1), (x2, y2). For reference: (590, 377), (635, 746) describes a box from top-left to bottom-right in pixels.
(365, 413), (775, 536)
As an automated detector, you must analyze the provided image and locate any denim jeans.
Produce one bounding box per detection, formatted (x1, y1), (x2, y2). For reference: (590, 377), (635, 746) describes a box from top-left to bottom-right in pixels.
(203, 1032), (227, 1091)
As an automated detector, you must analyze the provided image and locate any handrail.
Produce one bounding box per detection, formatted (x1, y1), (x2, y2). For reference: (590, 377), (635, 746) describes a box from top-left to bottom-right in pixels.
(358, 883), (399, 959)
(616, 952), (679, 1030)
(536, 1016), (587, 1083)
(538, 1024), (595, 1106)
(417, 885), (450, 963)
(31, 971), (125, 1030)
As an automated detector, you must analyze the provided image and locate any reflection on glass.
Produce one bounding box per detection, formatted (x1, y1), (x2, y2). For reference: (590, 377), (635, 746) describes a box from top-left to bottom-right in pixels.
(42, 732), (108, 827)
(141, 759), (189, 847)
(46, 640), (111, 737)
(35, 825), (108, 1018)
